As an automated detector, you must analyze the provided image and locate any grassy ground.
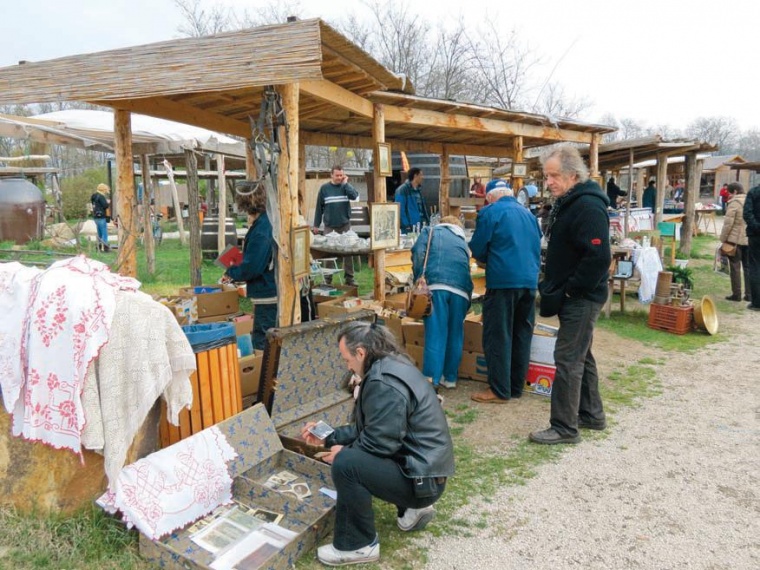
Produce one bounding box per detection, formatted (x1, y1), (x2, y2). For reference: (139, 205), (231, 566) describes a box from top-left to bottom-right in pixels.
(0, 234), (730, 569)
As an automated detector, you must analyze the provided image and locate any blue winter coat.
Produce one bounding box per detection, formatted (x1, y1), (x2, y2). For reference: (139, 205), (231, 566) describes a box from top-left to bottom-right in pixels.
(395, 181), (430, 230)
(468, 196), (541, 289)
(411, 224), (473, 297)
(226, 213), (277, 300)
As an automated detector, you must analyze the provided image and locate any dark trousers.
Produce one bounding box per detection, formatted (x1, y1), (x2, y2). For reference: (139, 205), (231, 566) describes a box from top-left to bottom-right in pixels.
(331, 447), (444, 551)
(324, 223), (355, 283)
(252, 303), (277, 350)
(728, 245), (750, 300)
(748, 236), (760, 307)
(550, 296), (605, 437)
(482, 288), (535, 399)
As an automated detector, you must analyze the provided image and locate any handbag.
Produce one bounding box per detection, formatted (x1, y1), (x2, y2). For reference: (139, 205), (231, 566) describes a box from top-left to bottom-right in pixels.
(720, 242), (737, 256)
(406, 228), (434, 319)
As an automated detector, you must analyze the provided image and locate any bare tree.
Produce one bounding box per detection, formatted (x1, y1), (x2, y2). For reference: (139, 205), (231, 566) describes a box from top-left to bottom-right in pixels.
(421, 18), (477, 101)
(532, 82), (591, 121)
(734, 128), (760, 161)
(618, 118), (647, 141)
(237, 0), (304, 27)
(598, 113), (620, 143)
(686, 116), (738, 151)
(174, 0), (232, 37)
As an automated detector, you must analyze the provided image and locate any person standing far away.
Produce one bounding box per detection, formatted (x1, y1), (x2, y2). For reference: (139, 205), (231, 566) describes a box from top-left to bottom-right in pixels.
(530, 145), (611, 445)
(743, 183), (760, 311)
(720, 183), (750, 302)
(469, 176), (486, 199)
(719, 183), (731, 214)
(313, 165), (359, 286)
(606, 176), (626, 208)
(395, 167), (430, 233)
(642, 179), (657, 212)
(90, 183), (111, 252)
(468, 181), (542, 404)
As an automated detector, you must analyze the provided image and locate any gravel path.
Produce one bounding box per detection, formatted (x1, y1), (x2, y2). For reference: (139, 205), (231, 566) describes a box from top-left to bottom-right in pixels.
(423, 309), (759, 569)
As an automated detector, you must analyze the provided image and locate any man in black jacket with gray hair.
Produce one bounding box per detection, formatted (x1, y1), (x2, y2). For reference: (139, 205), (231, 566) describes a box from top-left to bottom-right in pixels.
(743, 184), (760, 310)
(531, 145), (611, 445)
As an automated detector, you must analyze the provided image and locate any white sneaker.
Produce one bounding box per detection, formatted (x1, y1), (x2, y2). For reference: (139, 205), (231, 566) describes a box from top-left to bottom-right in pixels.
(317, 539), (380, 566)
(439, 380), (457, 389)
(397, 506), (435, 531)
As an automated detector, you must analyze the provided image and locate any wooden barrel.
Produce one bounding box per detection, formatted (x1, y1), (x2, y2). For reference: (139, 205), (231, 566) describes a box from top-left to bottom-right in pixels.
(200, 216), (237, 260)
(160, 341), (242, 447)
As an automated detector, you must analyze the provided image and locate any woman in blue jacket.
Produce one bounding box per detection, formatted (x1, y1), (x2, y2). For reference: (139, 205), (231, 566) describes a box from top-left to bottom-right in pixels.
(411, 216), (473, 389)
(226, 186), (277, 350)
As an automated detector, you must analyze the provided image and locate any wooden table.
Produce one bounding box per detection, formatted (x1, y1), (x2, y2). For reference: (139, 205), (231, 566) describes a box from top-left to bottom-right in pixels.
(695, 209), (718, 236)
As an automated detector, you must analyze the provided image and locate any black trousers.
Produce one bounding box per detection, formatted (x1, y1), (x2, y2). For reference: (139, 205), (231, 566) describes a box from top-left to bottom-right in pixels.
(331, 447), (444, 551)
(728, 245), (750, 300)
(482, 288), (535, 399)
(748, 236), (760, 307)
(550, 296), (605, 437)
(252, 303), (276, 351)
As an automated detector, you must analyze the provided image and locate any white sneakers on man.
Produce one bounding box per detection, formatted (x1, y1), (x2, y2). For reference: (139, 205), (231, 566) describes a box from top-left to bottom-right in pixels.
(317, 539), (380, 566)
(397, 506), (435, 531)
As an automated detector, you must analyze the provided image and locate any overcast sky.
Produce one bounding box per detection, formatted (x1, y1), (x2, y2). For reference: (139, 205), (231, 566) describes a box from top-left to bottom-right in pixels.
(1, 0), (757, 131)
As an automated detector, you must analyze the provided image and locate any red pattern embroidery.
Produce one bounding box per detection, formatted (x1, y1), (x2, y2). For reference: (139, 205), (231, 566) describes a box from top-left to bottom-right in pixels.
(34, 285), (68, 347)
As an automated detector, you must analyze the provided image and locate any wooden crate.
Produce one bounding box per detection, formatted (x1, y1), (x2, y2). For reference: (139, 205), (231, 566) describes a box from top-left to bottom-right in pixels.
(647, 303), (693, 335)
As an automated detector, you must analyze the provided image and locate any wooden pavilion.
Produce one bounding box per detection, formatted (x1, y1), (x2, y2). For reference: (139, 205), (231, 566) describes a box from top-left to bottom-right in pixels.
(0, 18), (615, 325)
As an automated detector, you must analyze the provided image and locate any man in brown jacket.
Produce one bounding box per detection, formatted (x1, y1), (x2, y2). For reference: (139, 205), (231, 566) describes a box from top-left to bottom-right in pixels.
(720, 182), (750, 301)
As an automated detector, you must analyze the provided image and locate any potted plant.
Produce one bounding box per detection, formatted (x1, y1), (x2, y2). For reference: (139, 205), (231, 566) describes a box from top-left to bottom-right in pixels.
(666, 264), (694, 290)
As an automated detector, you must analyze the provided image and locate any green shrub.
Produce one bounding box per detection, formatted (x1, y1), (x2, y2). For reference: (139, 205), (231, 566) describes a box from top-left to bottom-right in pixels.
(60, 167), (108, 220)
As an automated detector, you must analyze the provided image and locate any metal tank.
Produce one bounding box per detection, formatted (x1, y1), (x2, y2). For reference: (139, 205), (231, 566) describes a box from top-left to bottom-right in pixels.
(0, 177), (45, 244)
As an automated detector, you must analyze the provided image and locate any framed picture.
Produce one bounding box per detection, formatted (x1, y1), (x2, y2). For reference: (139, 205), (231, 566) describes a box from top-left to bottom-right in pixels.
(591, 175), (603, 187)
(291, 225), (310, 278)
(511, 162), (528, 177)
(370, 202), (400, 250)
(377, 142), (392, 177)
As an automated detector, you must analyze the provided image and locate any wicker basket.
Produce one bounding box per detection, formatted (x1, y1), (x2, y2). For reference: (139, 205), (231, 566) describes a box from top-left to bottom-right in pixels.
(647, 303), (693, 335)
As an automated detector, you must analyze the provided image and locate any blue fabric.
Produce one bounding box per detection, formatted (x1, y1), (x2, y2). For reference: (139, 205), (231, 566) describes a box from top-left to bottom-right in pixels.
(469, 196), (541, 289)
(94, 217), (108, 247)
(226, 213), (277, 300)
(422, 290), (470, 384)
(395, 181), (429, 231)
(411, 225), (473, 297)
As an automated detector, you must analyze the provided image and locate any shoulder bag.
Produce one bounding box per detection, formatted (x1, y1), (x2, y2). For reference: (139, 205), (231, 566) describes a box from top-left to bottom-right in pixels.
(720, 242), (737, 256)
(406, 227), (434, 319)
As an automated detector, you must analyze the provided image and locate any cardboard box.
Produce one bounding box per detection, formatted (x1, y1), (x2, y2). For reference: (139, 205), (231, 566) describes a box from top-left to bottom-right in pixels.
(138, 404), (335, 570)
(524, 362), (556, 396)
(316, 297), (370, 319)
(458, 350), (489, 383)
(239, 350), (264, 399)
(230, 313), (254, 337)
(157, 295), (199, 325)
(384, 292), (408, 311)
(196, 312), (239, 324)
(402, 321), (425, 346)
(311, 284), (358, 305)
(376, 312), (405, 345)
(179, 286), (239, 318)
(462, 314), (483, 353)
(405, 343), (425, 370)
(529, 334), (557, 365)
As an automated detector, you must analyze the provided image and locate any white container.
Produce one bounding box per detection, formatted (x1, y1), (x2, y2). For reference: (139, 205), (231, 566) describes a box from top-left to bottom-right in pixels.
(530, 334), (557, 365)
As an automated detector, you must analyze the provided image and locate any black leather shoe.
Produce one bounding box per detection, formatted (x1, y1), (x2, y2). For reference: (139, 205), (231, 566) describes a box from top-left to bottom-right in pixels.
(529, 428), (580, 445)
(748, 303), (760, 312)
(725, 295), (741, 301)
(578, 418), (607, 430)
(744, 295), (751, 302)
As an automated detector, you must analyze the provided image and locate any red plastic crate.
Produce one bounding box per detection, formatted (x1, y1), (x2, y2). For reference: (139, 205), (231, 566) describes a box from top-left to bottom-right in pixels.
(647, 303), (693, 335)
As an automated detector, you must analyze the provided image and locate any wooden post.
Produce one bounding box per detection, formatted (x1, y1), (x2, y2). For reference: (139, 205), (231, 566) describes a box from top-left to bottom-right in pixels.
(185, 149), (202, 286)
(624, 148), (635, 238)
(277, 83), (300, 326)
(655, 153), (668, 225)
(163, 159), (186, 246)
(139, 154), (155, 275)
(512, 136), (524, 191)
(217, 154), (226, 253)
(440, 146), (450, 217)
(114, 109), (137, 278)
(298, 141), (307, 217)
(245, 140), (257, 180)
(372, 103), (386, 302)
(681, 151), (700, 257)
(589, 134), (600, 178)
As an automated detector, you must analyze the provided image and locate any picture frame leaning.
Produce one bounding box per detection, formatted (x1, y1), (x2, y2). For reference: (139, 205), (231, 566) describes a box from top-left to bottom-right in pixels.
(291, 225), (311, 278)
(377, 142), (392, 177)
(370, 202), (400, 250)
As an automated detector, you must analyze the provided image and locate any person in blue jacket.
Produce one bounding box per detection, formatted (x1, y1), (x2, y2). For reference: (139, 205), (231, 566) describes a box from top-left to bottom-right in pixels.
(226, 185), (277, 350)
(642, 179), (657, 211)
(411, 216), (473, 390)
(395, 168), (430, 232)
(468, 181), (542, 404)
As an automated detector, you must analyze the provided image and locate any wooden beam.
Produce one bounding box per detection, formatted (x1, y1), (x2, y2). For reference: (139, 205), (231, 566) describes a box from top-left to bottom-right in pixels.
(383, 105), (594, 144)
(440, 146), (450, 216)
(185, 149), (203, 286)
(277, 83), (300, 326)
(97, 96), (250, 138)
(217, 154), (227, 253)
(301, 80), (373, 118)
(372, 103), (386, 302)
(114, 110), (137, 277)
(162, 159), (187, 246)
(655, 152), (668, 226)
(512, 136), (524, 191)
(245, 139), (257, 180)
(681, 152), (699, 256)
(139, 154), (156, 275)
(589, 134), (600, 178)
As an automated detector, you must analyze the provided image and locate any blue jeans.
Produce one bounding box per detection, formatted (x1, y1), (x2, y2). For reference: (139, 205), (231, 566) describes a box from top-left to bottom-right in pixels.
(331, 447), (444, 551)
(482, 288), (535, 399)
(550, 296), (606, 437)
(422, 290), (470, 385)
(94, 217), (108, 248)
(252, 303), (277, 350)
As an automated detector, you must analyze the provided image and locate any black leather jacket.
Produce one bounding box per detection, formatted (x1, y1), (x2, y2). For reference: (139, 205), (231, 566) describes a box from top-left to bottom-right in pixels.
(326, 355), (455, 479)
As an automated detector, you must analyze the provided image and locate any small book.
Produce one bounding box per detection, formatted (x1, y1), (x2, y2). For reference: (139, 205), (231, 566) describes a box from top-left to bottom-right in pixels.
(214, 244), (243, 269)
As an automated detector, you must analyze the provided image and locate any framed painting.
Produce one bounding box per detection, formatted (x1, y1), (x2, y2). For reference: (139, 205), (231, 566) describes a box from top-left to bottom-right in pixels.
(292, 225), (311, 279)
(377, 142), (392, 177)
(511, 162), (528, 177)
(370, 202), (400, 250)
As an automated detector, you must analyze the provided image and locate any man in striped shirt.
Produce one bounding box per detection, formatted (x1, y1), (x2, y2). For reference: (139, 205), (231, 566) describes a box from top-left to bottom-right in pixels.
(314, 165), (360, 286)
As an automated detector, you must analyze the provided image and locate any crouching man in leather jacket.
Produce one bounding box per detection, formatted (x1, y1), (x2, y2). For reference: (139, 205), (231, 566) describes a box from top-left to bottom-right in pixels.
(301, 321), (455, 567)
